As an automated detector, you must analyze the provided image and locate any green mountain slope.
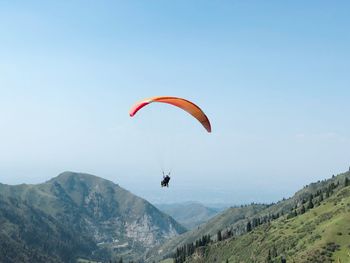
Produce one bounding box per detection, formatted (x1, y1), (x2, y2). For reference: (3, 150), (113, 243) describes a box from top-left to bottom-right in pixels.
(0, 192), (96, 263)
(146, 204), (268, 262)
(155, 202), (222, 229)
(150, 171), (350, 262)
(0, 171), (186, 262)
(185, 185), (350, 263)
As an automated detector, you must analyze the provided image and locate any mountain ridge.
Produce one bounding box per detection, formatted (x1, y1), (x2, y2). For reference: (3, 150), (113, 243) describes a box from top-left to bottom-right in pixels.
(147, 170), (350, 262)
(183, 183), (350, 262)
(0, 171), (186, 262)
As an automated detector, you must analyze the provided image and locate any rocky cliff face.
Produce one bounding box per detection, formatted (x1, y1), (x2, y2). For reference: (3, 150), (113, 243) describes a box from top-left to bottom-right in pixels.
(0, 171), (186, 262)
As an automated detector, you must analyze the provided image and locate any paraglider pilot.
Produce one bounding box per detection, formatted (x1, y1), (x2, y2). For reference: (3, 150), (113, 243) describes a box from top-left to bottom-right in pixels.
(161, 171), (171, 187)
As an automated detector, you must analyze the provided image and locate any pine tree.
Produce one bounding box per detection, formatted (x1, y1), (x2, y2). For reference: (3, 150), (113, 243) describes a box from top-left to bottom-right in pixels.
(246, 221), (252, 232)
(325, 190), (330, 198)
(319, 193), (323, 202)
(267, 249), (272, 262)
(307, 196), (314, 209)
(271, 245), (277, 257)
(217, 230), (222, 241)
(345, 177), (349, 187)
(300, 205), (305, 214)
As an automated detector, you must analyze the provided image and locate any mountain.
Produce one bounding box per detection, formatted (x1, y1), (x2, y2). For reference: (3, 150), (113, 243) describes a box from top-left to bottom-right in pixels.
(184, 181), (350, 262)
(146, 203), (268, 262)
(155, 202), (222, 229)
(0, 171), (186, 262)
(147, 171), (350, 262)
(0, 192), (96, 263)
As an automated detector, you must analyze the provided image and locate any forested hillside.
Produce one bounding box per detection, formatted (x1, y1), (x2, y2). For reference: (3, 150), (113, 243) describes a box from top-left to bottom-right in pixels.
(152, 171), (350, 263)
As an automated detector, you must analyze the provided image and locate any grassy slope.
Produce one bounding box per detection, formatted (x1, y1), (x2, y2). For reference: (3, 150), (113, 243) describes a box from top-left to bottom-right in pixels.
(0, 194), (96, 263)
(186, 186), (350, 263)
(146, 204), (268, 261)
(147, 171), (350, 262)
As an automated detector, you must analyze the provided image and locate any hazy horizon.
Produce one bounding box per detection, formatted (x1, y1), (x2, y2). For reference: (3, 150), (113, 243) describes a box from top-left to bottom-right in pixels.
(1, 1), (349, 204)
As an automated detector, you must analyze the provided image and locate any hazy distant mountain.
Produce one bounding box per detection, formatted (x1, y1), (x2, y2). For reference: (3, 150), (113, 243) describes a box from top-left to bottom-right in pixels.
(155, 202), (224, 229)
(147, 171), (350, 262)
(0, 171), (186, 262)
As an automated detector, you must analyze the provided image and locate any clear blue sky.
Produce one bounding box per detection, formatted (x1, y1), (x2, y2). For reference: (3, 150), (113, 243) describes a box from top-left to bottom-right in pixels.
(1, 1), (349, 204)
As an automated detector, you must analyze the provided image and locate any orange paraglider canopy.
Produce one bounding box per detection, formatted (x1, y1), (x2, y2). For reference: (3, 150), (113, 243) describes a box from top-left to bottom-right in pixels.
(129, 96), (211, 133)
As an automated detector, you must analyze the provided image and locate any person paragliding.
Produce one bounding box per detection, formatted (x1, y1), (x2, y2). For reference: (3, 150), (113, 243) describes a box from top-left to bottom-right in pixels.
(161, 171), (171, 187)
(129, 96), (211, 188)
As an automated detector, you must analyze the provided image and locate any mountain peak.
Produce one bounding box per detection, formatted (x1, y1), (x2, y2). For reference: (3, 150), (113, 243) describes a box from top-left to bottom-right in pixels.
(54, 170), (113, 182)
(49, 171), (119, 190)
(0, 171), (186, 262)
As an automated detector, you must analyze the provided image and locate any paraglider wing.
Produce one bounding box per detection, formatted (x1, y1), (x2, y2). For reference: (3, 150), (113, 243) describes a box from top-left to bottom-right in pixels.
(129, 96), (211, 132)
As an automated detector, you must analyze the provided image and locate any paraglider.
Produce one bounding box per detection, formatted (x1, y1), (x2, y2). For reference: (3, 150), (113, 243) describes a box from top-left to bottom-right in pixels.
(129, 96), (211, 188)
(161, 171), (171, 187)
(129, 96), (211, 133)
